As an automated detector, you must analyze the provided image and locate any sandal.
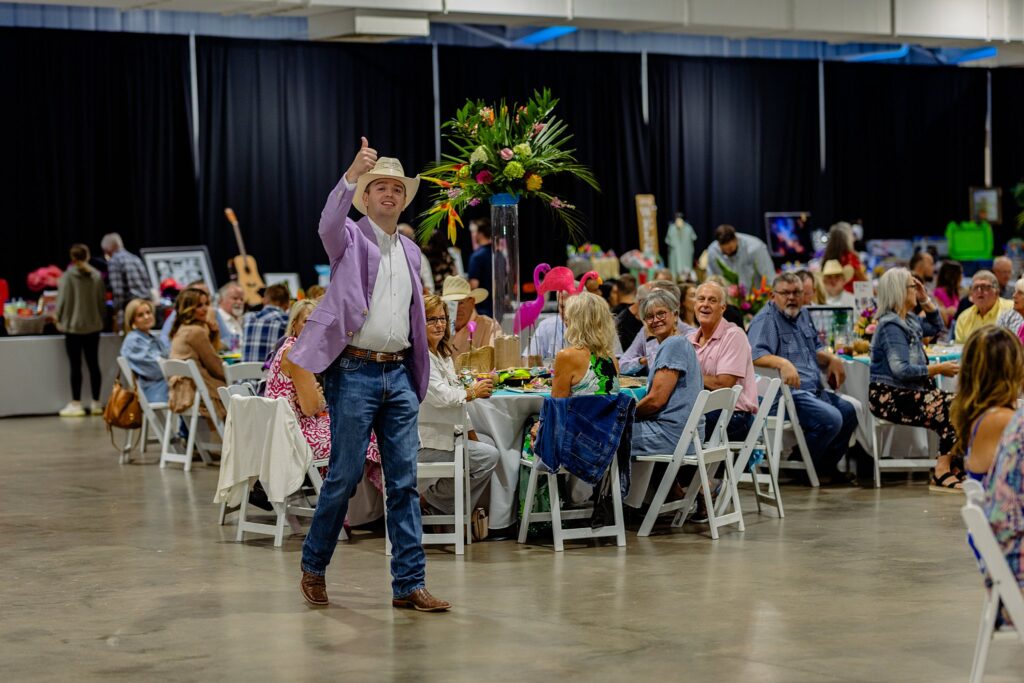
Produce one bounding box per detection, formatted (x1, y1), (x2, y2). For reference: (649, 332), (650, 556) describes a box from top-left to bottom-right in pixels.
(929, 471), (963, 493)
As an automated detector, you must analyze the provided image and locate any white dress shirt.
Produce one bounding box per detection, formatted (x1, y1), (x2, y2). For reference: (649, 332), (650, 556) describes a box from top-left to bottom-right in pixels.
(349, 214), (413, 353)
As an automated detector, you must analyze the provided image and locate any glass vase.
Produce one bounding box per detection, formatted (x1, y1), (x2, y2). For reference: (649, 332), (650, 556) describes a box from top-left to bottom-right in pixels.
(489, 192), (520, 336)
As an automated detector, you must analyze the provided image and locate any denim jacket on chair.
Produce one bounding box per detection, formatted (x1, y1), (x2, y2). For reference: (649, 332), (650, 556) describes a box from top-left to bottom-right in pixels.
(535, 393), (636, 493)
(869, 312), (932, 389)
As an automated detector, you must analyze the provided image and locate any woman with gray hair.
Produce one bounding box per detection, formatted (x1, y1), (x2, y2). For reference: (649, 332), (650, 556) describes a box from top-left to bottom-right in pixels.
(631, 287), (704, 458)
(869, 268), (961, 491)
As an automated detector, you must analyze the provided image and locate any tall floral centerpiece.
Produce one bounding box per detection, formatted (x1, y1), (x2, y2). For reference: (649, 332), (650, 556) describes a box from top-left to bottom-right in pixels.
(418, 88), (599, 334)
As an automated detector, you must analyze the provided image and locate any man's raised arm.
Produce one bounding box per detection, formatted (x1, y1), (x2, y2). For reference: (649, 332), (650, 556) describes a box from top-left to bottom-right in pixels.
(318, 136), (378, 263)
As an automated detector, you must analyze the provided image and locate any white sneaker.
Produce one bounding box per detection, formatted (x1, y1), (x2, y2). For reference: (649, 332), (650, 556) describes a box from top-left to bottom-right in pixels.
(90, 405), (104, 416)
(59, 402), (86, 417)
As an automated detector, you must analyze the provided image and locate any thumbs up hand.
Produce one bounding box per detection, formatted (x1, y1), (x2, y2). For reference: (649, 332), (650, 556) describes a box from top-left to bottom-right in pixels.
(345, 136), (378, 184)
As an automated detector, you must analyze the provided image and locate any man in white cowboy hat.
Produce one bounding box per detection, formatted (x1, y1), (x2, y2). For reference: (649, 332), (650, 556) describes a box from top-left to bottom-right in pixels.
(441, 275), (497, 356)
(821, 259), (855, 307)
(289, 137), (451, 613)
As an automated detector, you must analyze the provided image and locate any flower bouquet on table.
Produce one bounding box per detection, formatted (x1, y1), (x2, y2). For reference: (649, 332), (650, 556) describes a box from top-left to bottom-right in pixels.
(417, 88), (600, 242)
(717, 260), (771, 316)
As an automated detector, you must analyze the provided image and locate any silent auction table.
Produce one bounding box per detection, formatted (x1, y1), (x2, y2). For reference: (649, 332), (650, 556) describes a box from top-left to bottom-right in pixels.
(468, 387), (645, 529)
(0, 333), (121, 417)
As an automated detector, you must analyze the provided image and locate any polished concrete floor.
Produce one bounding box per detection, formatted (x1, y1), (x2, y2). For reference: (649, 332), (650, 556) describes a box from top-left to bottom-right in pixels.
(2, 416), (1022, 683)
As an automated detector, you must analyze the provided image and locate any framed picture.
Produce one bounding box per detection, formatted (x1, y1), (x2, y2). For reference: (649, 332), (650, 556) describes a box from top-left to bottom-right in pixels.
(970, 187), (1001, 224)
(140, 246), (216, 294)
(262, 272), (301, 299)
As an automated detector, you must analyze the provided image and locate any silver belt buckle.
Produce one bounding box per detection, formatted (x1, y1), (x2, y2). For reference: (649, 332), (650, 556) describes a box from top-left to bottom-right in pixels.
(374, 351), (386, 362)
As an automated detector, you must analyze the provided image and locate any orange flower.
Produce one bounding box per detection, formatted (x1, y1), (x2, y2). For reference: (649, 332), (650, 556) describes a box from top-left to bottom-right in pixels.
(446, 204), (464, 242)
(525, 174), (543, 192)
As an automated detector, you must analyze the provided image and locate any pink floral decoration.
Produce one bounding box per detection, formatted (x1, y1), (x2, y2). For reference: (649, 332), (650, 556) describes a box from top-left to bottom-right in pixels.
(475, 170), (493, 185)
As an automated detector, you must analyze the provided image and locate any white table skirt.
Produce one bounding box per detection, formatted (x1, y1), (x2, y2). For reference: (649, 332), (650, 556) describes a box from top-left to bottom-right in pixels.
(467, 392), (544, 529)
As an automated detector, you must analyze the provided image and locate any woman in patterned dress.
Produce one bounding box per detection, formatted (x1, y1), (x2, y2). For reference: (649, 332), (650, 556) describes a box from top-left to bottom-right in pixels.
(265, 300), (382, 491)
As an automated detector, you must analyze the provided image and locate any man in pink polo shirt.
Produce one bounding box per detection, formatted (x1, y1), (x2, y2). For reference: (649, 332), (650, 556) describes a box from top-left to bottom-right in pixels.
(689, 281), (758, 441)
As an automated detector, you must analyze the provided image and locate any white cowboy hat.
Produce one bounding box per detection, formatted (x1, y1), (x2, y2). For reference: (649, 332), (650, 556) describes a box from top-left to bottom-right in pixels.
(352, 157), (420, 215)
(441, 275), (488, 303)
(821, 259), (855, 283)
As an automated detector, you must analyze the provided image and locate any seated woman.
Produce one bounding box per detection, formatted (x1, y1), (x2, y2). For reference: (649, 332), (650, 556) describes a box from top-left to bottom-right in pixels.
(418, 294), (500, 516)
(950, 326), (1024, 483)
(551, 292), (620, 398)
(689, 282), (758, 442)
(631, 288), (703, 456)
(168, 287), (227, 420)
(264, 299), (383, 513)
(120, 298), (169, 403)
(982, 406), (1024, 600)
(868, 268), (960, 491)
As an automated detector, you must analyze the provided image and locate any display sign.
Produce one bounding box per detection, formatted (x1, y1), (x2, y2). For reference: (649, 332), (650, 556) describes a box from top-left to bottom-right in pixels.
(635, 194), (659, 256)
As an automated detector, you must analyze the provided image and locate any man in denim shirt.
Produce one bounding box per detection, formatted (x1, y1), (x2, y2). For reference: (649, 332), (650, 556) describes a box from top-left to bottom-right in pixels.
(747, 272), (857, 484)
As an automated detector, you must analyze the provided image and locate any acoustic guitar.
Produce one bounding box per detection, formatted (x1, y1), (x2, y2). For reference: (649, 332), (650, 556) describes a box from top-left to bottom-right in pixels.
(224, 207), (265, 306)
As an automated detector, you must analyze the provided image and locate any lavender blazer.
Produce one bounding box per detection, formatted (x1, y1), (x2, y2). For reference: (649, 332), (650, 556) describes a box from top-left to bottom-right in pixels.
(289, 175), (429, 402)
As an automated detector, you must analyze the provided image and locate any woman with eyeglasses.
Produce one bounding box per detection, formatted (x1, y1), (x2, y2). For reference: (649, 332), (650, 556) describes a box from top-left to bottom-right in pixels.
(630, 288), (704, 458)
(417, 295), (500, 517)
(869, 268), (961, 491)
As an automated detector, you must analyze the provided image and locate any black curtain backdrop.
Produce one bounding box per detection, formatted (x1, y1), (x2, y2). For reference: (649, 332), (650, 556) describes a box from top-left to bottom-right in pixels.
(823, 62), (987, 239)
(648, 55), (822, 254)
(0, 27), (1010, 299)
(437, 46), (649, 276)
(196, 37), (436, 290)
(0, 28), (197, 297)
(991, 69), (1024, 240)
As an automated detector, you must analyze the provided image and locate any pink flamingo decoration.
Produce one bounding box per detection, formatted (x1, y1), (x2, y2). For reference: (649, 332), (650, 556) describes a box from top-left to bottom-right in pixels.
(537, 266), (576, 295)
(514, 263), (551, 333)
(576, 271), (601, 293)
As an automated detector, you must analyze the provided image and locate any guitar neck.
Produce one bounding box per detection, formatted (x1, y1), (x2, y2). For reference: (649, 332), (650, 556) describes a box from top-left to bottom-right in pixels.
(231, 222), (248, 260)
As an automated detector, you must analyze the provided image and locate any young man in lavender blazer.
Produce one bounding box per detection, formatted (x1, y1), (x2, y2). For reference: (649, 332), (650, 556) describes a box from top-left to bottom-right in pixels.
(290, 138), (449, 612)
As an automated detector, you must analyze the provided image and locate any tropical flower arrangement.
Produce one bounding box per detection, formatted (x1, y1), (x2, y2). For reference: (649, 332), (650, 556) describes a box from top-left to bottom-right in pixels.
(418, 88), (600, 242)
(725, 277), (772, 315)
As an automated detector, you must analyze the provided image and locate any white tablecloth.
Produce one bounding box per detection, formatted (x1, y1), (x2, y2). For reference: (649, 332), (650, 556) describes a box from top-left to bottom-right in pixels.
(467, 392), (544, 529)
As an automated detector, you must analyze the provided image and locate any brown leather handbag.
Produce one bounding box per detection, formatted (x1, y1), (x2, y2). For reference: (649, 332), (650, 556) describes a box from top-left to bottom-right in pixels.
(104, 377), (143, 430)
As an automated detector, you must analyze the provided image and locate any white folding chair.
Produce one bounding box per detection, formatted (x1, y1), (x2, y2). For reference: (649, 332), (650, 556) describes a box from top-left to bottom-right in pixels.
(865, 413), (933, 488)
(385, 408), (473, 555)
(223, 361), (265, 386)
(960, 479), (1024, 683)
(517, 404), (627, 551)
(218, 394), (336, 547)
(721, 376), (785, 518)
(754, 367), (819, 487)
(157, 359), (224, 471)
(635, 386), (744, 540)
(115, 356), (169, 464)
(216, 384), (257, 525)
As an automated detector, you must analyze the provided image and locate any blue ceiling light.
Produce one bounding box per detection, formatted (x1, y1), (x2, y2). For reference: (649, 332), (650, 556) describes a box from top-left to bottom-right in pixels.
(515, 26), (578, 46)
(844, 43), (910, 62)
(945, 46), (998, 64)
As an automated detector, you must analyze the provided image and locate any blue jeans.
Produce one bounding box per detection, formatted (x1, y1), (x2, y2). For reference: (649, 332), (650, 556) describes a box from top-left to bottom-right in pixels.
(301, 356), (425, 598)
(788, 389), (857, 472)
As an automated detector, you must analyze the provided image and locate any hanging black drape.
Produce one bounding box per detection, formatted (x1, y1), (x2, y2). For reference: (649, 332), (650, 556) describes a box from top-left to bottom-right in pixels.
(648, 55), (822, 254)
(196, 37), (436, 289)
(0, 28), (197, 297)
(991, 69), (1024, 239)
(437, 46), (649, 275)
(823, 62), (987, 239)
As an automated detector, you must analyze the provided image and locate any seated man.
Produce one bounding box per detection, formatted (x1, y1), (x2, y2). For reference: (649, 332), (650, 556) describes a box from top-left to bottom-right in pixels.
(747, 272), (857, 485)
(689, 281), (758, 442)
(441, 275), (498, 357)
(242, 283), (290, 364)
(955, 270), (1019, 343)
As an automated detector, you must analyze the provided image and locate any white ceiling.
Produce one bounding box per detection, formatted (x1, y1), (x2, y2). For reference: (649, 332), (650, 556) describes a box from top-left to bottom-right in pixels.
(13, 0), (1024, 63)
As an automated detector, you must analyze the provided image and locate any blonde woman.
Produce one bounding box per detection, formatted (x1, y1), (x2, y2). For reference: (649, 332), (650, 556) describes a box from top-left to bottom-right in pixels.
(552, 292), (620, 398)
(120, 298), (169, 403)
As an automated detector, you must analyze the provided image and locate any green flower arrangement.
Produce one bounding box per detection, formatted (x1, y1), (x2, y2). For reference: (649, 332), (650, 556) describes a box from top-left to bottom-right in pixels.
(418, 88), (600, 242)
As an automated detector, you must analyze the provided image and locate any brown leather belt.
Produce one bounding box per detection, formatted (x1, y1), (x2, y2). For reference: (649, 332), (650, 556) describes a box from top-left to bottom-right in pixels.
(342, 345), (407, 363)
